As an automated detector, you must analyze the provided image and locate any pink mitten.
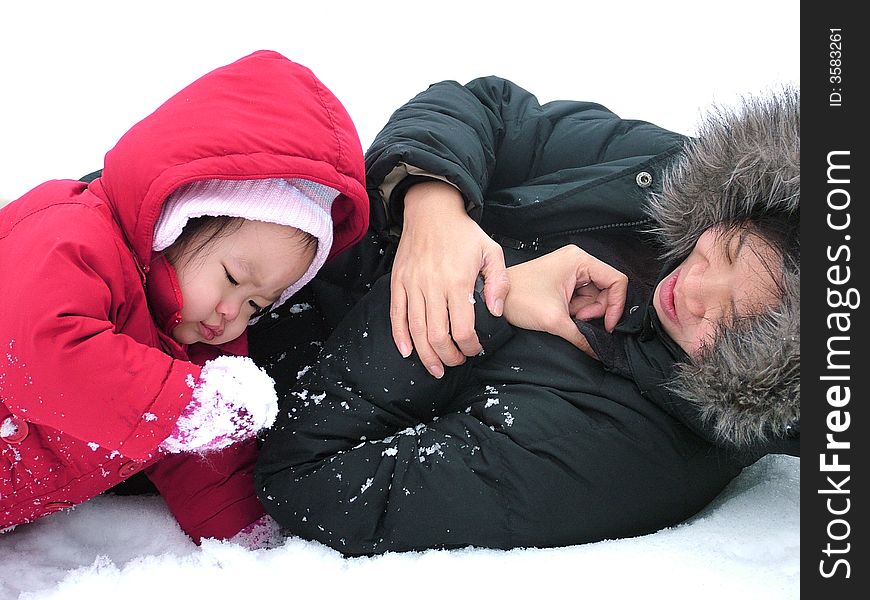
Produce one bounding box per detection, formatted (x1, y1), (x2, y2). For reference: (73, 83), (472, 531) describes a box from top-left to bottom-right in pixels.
(227, 514), (285, 550)
(159, 356), (278, 454)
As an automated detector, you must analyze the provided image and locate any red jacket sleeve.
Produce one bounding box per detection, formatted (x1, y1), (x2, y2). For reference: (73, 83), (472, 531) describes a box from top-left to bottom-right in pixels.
(1, 200), (200, 459)
(147, 323), (263, 542)
(145, 438), (265, 542)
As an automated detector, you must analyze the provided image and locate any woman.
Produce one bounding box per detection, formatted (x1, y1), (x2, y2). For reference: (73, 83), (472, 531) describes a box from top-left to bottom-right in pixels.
(250, 77), (799, 554)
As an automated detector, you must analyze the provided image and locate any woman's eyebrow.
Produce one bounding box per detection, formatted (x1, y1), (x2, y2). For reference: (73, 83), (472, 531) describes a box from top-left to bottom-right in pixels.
(734, 228), (750, 258)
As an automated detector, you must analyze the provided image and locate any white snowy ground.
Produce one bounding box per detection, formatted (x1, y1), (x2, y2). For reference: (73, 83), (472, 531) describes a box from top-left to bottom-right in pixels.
(0, 454), (798, 600)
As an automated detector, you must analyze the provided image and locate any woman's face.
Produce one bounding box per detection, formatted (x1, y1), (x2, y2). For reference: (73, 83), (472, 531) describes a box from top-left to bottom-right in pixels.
(652, 226), (782, 359)
(169, 219), (314, 346)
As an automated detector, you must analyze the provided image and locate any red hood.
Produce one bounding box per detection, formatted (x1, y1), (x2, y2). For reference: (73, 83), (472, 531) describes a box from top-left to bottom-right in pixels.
(92, 50), (368, 265)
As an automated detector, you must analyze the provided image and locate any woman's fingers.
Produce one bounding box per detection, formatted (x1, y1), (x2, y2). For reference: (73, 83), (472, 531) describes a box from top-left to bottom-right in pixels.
(479, 243), (510, 317)
(575, 256), (628, 332)
(446, 288), (483, 358)
(425, 290), (466, 371)
(548, 314), (597, 358)
(602, 283), (628, 332)
(389, 278), (413, 358)
(406, 289), (447, 378)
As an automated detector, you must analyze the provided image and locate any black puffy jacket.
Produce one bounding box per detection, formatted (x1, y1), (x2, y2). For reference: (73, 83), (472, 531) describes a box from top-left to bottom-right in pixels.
(252, 76), (799, 555)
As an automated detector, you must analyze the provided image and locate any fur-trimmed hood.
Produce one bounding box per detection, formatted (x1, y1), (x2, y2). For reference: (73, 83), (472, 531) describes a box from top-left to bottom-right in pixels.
(646, 88), (800, 451)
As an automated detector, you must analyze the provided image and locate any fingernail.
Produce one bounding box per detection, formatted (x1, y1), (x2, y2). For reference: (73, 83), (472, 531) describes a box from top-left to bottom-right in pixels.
(399, 342), (412, 358)
(428, 364), (445, 379)
(493, 298), (504, 316)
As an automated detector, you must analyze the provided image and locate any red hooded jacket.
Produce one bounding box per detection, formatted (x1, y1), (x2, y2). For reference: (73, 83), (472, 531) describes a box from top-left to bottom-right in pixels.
(0, 50), (368, 541)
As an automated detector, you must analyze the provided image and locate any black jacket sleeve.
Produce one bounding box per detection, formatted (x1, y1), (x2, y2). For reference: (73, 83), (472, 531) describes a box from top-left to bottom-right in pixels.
(364, 76), (685, 228)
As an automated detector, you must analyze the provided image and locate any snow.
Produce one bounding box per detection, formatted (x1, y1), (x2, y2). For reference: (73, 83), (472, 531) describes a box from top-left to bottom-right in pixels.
(160, 357), (278, 453)
(1, 1), (799, 597)
(287, 304), (312, 314)
(0, 455), (798, 599)
(0, 418), (17, 439)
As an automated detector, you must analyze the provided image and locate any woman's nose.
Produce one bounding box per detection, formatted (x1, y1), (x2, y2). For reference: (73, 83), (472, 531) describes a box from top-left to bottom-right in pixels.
(684, 260), (731, 321)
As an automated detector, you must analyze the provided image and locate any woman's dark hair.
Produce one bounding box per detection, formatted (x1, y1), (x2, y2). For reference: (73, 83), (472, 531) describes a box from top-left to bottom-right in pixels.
(747, 210), (800, 278)
(733, 207), (800, 305)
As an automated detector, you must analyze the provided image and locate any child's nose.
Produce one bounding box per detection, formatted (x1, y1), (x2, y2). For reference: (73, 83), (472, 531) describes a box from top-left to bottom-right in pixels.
(217, 299), (242, 322)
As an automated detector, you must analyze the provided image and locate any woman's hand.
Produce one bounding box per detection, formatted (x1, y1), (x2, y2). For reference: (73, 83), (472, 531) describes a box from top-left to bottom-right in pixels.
(503, 245), (628, 351)
(390, 180), (510, 378)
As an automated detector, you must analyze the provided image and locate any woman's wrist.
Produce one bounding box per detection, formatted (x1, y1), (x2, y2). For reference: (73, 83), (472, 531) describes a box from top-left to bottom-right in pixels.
(403, 180), (467, 226)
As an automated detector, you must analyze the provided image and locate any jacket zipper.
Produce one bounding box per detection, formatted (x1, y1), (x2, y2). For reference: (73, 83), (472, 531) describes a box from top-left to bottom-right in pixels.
(492, 217), (654, 253)
(135, 261), (150, 285)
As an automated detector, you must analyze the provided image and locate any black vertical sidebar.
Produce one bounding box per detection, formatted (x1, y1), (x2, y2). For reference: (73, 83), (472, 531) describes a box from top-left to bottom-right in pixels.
(802, 3), (867, 596)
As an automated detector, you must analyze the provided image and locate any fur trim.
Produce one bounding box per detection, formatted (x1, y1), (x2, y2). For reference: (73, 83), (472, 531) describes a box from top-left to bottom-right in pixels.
(647, 88), (800, 448)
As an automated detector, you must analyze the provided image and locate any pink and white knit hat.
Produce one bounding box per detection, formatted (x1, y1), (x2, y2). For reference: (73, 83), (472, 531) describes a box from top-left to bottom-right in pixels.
(153, 178), (339, 321)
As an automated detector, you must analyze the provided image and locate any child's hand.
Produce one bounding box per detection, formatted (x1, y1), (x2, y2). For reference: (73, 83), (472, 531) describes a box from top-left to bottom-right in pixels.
(502, 245), (628, 350)
(159, 356), (279, 454)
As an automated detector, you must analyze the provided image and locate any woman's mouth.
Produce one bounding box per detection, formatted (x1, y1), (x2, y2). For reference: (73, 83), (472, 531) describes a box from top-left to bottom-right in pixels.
(658, 269), (680, 324)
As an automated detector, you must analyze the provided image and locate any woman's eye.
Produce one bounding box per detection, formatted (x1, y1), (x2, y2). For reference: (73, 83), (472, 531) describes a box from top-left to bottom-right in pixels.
(723, 238), (738, 265)
(224, 267), (239, 286)
(726, 230), (749, 265)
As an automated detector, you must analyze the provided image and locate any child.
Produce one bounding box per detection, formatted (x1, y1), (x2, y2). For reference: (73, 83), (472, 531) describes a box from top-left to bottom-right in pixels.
(0, 50), (369, 545)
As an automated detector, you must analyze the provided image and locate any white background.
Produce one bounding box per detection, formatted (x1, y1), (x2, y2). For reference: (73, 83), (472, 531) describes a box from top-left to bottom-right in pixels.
(0, 0), (799, 201)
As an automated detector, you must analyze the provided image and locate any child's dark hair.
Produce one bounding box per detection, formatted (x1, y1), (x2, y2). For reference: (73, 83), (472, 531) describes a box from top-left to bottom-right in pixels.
(162, 216), (318, 266)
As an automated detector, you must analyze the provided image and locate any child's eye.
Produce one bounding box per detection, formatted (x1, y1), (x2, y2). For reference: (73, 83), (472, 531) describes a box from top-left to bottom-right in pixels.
(249, 300), (268, 316)
(224, 267), (239, 286)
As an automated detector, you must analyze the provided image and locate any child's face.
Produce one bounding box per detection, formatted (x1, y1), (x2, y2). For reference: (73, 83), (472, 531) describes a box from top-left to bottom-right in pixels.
(652, 226), (782, 359)
(169, 220), (315, 346)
